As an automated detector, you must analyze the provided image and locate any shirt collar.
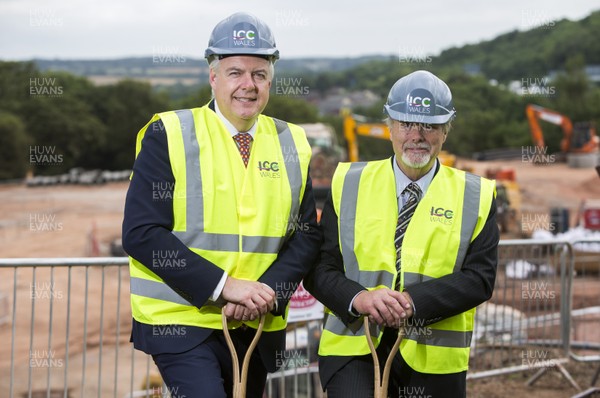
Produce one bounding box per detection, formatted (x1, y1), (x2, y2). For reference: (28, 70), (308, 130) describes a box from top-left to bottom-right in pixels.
(393, 155), (437, 199)
(214, 100), (257, 138)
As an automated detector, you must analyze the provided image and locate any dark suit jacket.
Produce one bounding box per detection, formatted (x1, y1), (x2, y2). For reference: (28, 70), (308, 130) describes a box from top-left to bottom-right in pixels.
(303, 159), (499, 386)
(122, 101), (322, 372)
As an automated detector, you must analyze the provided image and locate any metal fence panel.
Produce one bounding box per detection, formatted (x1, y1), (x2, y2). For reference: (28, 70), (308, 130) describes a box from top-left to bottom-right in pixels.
(3, 239), (599, 397)
(568, 238), (600, 388)
(0, 258), (157, 398)
(467, 239), (577, 387)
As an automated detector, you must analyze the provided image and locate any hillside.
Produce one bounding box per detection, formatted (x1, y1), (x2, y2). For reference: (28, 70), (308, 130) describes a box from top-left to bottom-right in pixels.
(436, 10), (600, 82)
(34, 55), (394, 87)
(30, 10), (600, 87)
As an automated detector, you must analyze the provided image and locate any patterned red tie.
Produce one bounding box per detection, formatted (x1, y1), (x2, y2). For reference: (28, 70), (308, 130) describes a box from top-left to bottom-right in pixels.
(233, 132), (252, 167)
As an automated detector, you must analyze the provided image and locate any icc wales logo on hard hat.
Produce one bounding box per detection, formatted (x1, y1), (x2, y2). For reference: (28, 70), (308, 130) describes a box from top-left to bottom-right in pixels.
(232, 22), (257, 47)
(406, 88), (435, 115)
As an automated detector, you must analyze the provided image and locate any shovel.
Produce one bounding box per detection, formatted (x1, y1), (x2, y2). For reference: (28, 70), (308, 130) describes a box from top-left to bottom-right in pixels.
(364, 317), (403, 398)
(222, 311), (265, 398)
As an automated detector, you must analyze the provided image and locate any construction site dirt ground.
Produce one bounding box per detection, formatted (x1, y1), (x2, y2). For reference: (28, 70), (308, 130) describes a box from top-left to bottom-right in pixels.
(1, 158), (599, 397)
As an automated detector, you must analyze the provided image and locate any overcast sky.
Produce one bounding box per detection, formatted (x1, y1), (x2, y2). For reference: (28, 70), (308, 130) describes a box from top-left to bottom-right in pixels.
(1, 0), (598, 61)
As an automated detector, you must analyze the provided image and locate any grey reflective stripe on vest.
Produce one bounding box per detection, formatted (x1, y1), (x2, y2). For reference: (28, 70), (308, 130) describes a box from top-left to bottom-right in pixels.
(338, 162), (364, 281)
(325, 314), (472, 348)
(273, 118), (302, 239)
(404, 328), (473, 348)
(130, 276), (193, 307)
(325, 162), (393, 338)
(404, 272), (434, 287)
(324, 312), (382, 338)
(172, 110), (302, 253)
(338, 162), (395, 287)
(453, 173), (481, 272)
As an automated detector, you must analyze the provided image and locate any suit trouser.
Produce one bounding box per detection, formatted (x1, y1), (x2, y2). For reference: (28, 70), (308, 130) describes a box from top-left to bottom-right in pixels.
(152, 328), (267, 398)
(325, 327), (467, 398)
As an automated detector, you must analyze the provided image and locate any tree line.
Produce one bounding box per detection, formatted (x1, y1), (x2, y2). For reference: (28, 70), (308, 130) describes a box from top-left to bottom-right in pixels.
(0, 56), (599, 180)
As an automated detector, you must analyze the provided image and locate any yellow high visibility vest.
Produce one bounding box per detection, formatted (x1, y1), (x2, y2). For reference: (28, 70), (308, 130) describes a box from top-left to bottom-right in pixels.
(129, 106), (312, 332)
(319, 159), (495, 374)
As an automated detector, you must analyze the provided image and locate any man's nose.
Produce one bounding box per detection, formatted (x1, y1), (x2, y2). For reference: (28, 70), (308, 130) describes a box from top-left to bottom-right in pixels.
(239, 72), (256, 90)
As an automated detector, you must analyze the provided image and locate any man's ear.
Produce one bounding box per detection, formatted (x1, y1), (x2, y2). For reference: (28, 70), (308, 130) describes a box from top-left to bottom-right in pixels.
(209, 68), (217, 89)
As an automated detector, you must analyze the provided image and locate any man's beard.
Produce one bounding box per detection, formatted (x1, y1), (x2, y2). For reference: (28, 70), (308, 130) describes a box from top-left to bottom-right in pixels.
(401, 145), (432, 168)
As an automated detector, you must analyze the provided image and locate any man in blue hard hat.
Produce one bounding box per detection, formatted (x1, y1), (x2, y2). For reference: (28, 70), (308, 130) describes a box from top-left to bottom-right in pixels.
(122, 12), (321, 397)
(304, 70), (499, 398)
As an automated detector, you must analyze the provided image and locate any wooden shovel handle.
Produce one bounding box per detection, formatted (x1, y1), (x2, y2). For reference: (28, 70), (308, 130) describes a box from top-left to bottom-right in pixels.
(364, 317), (403, 398)
(222, 311), (265, 398)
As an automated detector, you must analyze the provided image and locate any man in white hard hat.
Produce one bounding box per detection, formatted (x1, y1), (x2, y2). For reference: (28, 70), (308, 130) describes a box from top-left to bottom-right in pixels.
(122, 12), (321, 397)
(304, 70), (499, 398)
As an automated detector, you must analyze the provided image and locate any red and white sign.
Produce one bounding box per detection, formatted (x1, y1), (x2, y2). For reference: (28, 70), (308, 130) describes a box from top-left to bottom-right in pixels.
(288, 282), (324, 322)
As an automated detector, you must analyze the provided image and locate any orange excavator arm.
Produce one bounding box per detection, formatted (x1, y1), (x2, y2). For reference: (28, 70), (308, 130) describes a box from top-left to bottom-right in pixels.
(525, 104), (574, 152)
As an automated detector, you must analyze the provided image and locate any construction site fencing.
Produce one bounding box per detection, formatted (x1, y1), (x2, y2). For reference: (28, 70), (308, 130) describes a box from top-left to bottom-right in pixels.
(568, 238), (600, 387)
(0, 258), (154, 398)
(1, 238), (600, 397)
(467, 239), (581, 389)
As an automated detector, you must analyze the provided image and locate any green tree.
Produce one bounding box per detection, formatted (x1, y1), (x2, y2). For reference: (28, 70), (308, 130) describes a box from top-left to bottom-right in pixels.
(172, 85), (213, 109)
(0, 112), (30, 179)
(263, 95), (320, 124)
(90, 79), (170, 170)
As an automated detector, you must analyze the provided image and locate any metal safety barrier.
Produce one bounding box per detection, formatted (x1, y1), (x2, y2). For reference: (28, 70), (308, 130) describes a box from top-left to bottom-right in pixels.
(0, 258), (160, 398)
(2, 238), (600, 397)
(467, 238), (600, 392)
(569, 238), (600, 387)
(467, 239), (577, 387)
(0, 258), (325, 398)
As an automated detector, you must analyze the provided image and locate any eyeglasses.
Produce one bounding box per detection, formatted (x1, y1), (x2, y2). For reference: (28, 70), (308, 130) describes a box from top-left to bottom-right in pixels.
(397, 122), (444, 133)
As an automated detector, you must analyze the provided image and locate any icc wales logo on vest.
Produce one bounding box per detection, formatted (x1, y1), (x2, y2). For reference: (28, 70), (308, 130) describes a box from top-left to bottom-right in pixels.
(257, 160), (281, 178)
(430, 206), (454, 225)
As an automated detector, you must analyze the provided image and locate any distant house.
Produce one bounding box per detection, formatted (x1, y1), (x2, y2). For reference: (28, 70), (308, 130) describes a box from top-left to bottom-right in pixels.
(547, 65), (600, 84)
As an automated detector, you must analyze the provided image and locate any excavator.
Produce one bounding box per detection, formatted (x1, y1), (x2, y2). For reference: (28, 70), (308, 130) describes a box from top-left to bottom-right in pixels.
(525, 104), (599, 160)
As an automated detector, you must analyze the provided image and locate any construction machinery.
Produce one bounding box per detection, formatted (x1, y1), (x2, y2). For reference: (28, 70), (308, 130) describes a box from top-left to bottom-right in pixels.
(525, 104), (599, 164)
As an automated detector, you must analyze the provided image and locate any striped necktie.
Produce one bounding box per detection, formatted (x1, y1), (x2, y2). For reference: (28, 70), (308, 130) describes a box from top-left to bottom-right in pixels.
(395, 182), (422, 290)
(233, 132), (252, 167)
